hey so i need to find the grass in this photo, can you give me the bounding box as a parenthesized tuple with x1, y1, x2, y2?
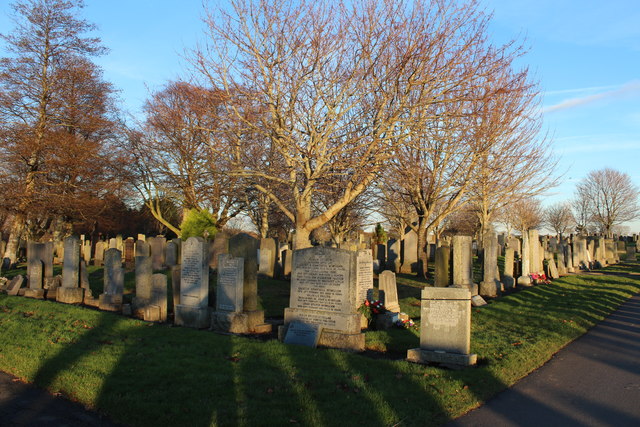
(0, 259, 639, 426)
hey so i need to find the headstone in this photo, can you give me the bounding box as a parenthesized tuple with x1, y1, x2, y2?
(356, 250, 374, 308)
(407, 287, 477, 367)
(24, 262, 45, 299)
(386, 239, 400, 273)
(83, 240, 92, 264)
(124, 237, 135, 267)
(281, 246, 365, 351)
(517, 231, 532, 287)
(134, 254, 153, 318)
(283, 321, 322, 348)
(529, 229, 543, 275)
(116, 235, 124, 253)
(215, 254, 244, 312)
(27, 242, 46, 289)
(378, 270, 400, 313)
(375, 243, 386, 273)
(7, 275, 25, 296)
(175, 237, 210, 328)
(471, 295, 487, 307)
(547, 256, 559, 279)
(258, 238, 277, 278)
(434, 245, 450, 288)
(109, 238, 117, 249)
(208, 234, 227, 270)
(149, 236, 166, 271)
(99, 248, 124, 311)
(502, 247, 515, 289)
(451, 235, 476, 295)
(282, 249, 293, 278)
(144, 274, 168, 322)
(171, 265, 181, 314)
(165, 240, 179, 267)
(135, 240, 150, 257)
(94, 241, 105, 266)
(626, 245, 636, 261)
(400, 230, 418, 274)
(57, 236, 84, 304)
(137, 234, 146, 242)
(479, 232, 501, 297)
(211, 233, 271, 334)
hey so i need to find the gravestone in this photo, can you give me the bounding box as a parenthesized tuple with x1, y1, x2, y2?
(133, 254, 153, 318)
(282, 249, 293, 278)
(502, 247, 515, 289)
(557, 244, 568, 276)
(137, 234, 146, 242)
(109, 238, 117, 249)
(136, 240, 150, 257)
(94, 241, 105, 266)
(281, 246, 365, 351)
(517, 231, 532, 287)
(451, 235, 477, 295)
(83, 240, 92, 264)
(407, 287, 477, 367)
(215, 254, 244, 313)
(116, 235, 124, 253)
(27, 241, 52, 290)
(434, 245, 450, 288)
(57, 236, 84, 304)
(529, 229, 543, 275)
(479, 232, 501, 297)
(171, 265, 181, 314)
(284, 322, 322, 348)
(378, 270, 400, 313)
(356, 250, 374, 308)
(144, 274, 168, 322)
(99, 248, 124, 311)
(400, 230, 418, 274)
(547, 256, 559, 279)
(258, 238, 277, 278)
(166, 240, 179, 267)
(626, 245, 636, 261)
(24, 262, 45, 299)
(149, 236, 166, 271)
(208, 234, 228, 270)
(6, 275, 24, 296)
(175, 237, 210, 328)
(124, 238, 135, 267)
(386, 239, 400, 273)
(211, 234, 271, 334)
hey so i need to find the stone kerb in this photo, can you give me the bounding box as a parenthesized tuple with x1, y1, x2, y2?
(175, 237, 210, 328)
(407, 287, 477, 367)
(281, 246, 365, 351)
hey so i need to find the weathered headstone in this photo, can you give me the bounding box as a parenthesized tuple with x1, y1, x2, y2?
(144, 274, 168, 322)
(149, 236, 166, 271)
(57, 236, 84, 304)
(407, 287, 477, 367)
(171, 265, 181, 314)
(99, 248, 124, 311)
(284, 322, 322, 348)
(166, 240, 179, 268)
(133, 254, 152, 318)
(175, 237, 210, 328)
(479, 232, 501, 297)
(502, 247, 515, 289)
(94, 241, 105, 266)
(215, 254, 244, 313)
(211, 233, 271, 334)
(282, 246, 365, 351)
(83, 240, 92, 264)
(434, 245, 450, 288)
(124, 237, 135, 267)
(451, 235, 477, 295)
(400, 230, 418, 274)
(282, 249, 292, 278)
(356, 249, 374, 308)
(378, 270, 400, 313)
(258, 238, 277, 278)
(7, 275, 24, 296)
(386, 238, 400, 273)
(24, 262, 45, 299)
(626, 245, 636, 261)
(135, 240, 150, 257)
(517, 231, 532, 287)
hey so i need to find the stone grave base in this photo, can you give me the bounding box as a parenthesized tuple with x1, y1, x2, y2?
(56, 287, 84, 304)
(84, 295, 99, 307)
(175, 305, 210, 329)
(24, 289, 45, 299)
(407, 348, 477, 368)
(450, 283, 478, 296)
(45, 288, 57, 300)
(374, 312, 400, 330)
(144, 305, 165, 322)
(211, 310, 272, 334)
(99, 294, 123, 312)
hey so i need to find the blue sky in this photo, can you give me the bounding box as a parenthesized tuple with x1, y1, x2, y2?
(1, 0, 639, 232)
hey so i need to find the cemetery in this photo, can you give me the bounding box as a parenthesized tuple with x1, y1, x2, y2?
(1, 230, 639, 426)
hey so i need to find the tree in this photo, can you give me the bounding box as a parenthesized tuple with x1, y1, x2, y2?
(0, 0, 118, 263)
(575, 168, 639, 236)
(544, 202, 574, 237)
(127, 81, 246, 236)
(195, 0, 511, 250)
(511, 197, 544, 233)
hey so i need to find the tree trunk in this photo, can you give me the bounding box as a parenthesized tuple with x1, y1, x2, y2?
(293, 226, 312, 250)
(416, 217, 429, 279)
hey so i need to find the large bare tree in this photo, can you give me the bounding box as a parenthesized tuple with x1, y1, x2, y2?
(194, 0, 513, 249)
(575, 168, 639, 236)
(544, 202, 574, 237)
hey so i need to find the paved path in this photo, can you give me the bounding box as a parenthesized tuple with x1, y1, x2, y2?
(447, 294, 640, 427)
(0, 371, 121, 427)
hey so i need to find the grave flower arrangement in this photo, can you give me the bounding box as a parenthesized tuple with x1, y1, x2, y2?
(530, 273, 551, 285)
(357, 299, 386, 322)
(395, 318, 416, 330)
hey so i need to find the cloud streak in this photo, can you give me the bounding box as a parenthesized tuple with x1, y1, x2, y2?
(544, 80, 640, 113)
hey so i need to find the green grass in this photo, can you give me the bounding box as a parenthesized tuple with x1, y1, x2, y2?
(0, 261, 639, 426)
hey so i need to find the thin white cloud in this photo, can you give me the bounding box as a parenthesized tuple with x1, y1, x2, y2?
(544, 80, 640, 113)
(557, 141, 640, 154)
(545, 84, 619, 96)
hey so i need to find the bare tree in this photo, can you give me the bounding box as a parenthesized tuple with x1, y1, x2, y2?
(511, 197, 544, 233)
(544, 202, 574, 237)
(194, 0, 515, 250)
(575, 168, 639, 236)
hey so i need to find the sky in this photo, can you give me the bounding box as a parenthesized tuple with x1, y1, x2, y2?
(1, 0, 639, 232)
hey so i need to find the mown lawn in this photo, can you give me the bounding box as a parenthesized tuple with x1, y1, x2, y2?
(0, 260, 638, 426)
